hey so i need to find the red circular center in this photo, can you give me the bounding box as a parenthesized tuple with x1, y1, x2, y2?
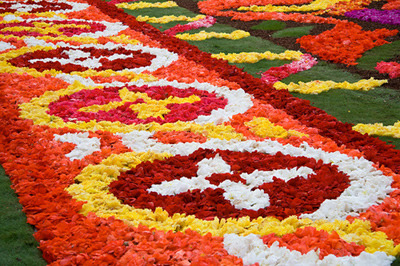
(109, 149, 350, 220)
(47, 85, 228, 124)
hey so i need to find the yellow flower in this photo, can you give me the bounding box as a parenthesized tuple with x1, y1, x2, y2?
(116, 1, 178, 10)
(176, 30, 250, 41)
(245, 117, 308, 139)
(274, 78, 387, 94)
(238, 0, 352, 12)
(211, 50, 303, 63)
(245, 117, 288, 138)
(136, 15, 205, 24)
(353, 121, 400, 138)
(0, 11, 67, 18)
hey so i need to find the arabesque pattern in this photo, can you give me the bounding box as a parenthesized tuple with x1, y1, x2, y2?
(0, 0, 400, 265)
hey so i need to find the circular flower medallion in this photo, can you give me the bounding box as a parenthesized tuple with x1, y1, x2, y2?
(67, 137, 393, 236)
(47, 84, 228, 124)
(0, 0, 89, 14)
(19, 79, 253, 131)
(109, 148, 350, 220)
(8, 43, 178, 74)
(0, 18, 128, 38)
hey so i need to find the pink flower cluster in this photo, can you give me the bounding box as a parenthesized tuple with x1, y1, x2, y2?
(164, 16, 216, 36)
(260, 54, 318, 85)
(375, 61, 400, 78)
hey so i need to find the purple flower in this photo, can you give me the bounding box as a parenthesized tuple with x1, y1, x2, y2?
(345, 9, 400, 25)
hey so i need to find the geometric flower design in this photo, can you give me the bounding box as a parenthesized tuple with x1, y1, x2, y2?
(0, 0, 89, 14)
(2, 0, 400, 264)
(110, 148, 350, 220)
(0, 19, 127, 38)
(48, 84, 227, 124)
(106, 137, 393, 222)
(20, 79, 253, 130)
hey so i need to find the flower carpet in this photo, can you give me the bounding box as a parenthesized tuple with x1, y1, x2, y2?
(0, 0, 400, 265)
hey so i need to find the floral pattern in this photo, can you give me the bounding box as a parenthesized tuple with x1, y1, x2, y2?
(1, 0, 400, 265)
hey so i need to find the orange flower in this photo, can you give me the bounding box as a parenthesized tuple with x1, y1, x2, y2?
(297, 22, 398, 66)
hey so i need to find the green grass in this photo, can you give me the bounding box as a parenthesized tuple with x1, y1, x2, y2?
(291, 86, 400, 150)
(183, 24, 400, 150)
(121, 1, 203, 31)
(378, 136, 400, 150)
(279, 62, 400, 149)
(291, 87, 400, 126)
(0, 166, 46, 266)
(357, 40, 400, 70)
(392, 257, 400, 265)
(185, 23, 244, 34)
(282, 61, 363, 83)
(149, 21, 188, 31)
(272, 26, 314, 38)
(187, 35, 287, 54)
(251, 20, 286, 31)
(230, 59, 291, 78)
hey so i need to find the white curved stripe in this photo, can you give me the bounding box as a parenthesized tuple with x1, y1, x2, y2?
(223, 234, 394, 266)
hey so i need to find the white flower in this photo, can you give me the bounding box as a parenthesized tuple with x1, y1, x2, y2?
(223, 234, 395, 266)
(54, 132, 101, 160)
(3, 14, 22, 21)
(0, 41, 16, 52)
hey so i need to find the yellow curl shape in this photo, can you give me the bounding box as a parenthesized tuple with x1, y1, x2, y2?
(116, 1, 178, 10)
(135, 15, 206, 24)
(353, 121, 400, 138)
(238, 0, 351, 12)
(176, 30, 250, 41)
(211, 50, 303, 63)
(273, 78, 388, 94)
